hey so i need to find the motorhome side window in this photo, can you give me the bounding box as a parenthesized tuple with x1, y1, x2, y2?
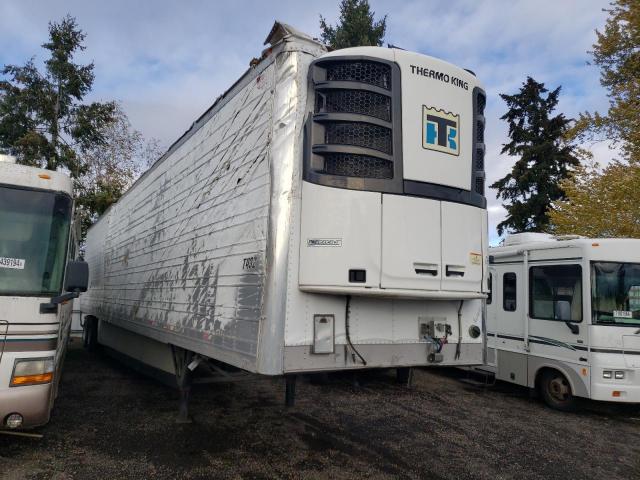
(530, 265, 582, 322)
(503, 272, 516, 311)
(487, 273, 492, 304)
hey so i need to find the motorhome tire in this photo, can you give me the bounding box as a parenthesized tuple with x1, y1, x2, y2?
(539, 370, 576, 411)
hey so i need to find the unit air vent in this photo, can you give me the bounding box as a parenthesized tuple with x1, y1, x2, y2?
(472, 88, 487, 196)
(305, 56, 402, 193)
(323, 153, 393, 179)
(317, 90, 391, 122)
(325, 61, 392, 90)
(325, 122, 392, 155)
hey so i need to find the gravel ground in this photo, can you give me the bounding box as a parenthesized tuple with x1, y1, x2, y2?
(2, 338, 640, 479)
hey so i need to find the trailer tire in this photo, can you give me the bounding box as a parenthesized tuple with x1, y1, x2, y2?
(539, 369, 576, 411)
(83, 316, 99, 352)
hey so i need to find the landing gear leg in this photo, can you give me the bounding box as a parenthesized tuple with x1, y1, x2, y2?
(285, 375, 297, 407)
(396, 367, 414, 387)
(172, 346, 194, 424)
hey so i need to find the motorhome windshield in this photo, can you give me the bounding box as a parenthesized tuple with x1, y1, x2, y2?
(0, 186, 72, 296)
(592, 262, 640, 326)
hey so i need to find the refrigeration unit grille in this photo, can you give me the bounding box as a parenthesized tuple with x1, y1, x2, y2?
(317, 89, 391, 122)
(476, 92, 486, 115)
(307, 57, 400, 187)
(325, 61, 392, 90)
(476, 120, 484, 143)
(472, 88, 487, 196)
(325, 122, 392, 155)
(475, 148, 485, 171)
(323, 153, 393, 179)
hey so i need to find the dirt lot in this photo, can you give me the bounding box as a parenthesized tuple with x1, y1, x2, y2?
(1, 339, 640, 479)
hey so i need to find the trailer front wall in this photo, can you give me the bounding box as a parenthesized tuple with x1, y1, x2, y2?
(83, 61, 276, 372)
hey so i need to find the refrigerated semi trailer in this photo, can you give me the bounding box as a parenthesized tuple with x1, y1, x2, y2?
(486, 233, 640, 410)
(81, 22, 489, 409)
(0, 155, 88, 430)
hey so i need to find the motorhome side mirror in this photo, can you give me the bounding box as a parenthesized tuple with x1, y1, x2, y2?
(556, 300, 579, 334)
(64, 260, 89, 293)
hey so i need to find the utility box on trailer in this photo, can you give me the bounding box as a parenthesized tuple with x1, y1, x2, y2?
(81, 22, 489, 384)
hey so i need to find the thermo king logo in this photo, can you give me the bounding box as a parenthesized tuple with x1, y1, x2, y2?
(422, 106, 460, 156)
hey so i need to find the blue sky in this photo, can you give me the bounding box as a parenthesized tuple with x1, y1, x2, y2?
(0, 0, 613, 244)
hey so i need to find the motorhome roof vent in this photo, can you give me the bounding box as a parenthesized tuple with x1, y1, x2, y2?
(503, 233, 554, 246)
(0, 154, 17, 164)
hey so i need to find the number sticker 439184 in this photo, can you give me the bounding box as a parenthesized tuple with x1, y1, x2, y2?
(0, 257, 26, 269)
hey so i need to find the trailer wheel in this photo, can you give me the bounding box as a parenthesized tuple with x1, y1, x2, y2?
(539, 369, 576, 411)
(83, 316, 99, 352)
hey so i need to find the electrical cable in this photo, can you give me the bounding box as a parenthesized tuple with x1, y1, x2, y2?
(455, 300, 464, 360)
(345, 295, 367, 365)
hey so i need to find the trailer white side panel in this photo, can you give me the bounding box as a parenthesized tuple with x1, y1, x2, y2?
(83, 61, 276, 372)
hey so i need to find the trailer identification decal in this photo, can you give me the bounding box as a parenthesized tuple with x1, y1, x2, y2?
(307, 239, 342, 247)
(0, 257, 25, 269)
(469, 252, 482, 265)
(422, 106, 460, 156)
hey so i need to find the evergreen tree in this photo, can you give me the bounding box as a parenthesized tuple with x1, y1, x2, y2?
(0, 15, 116, 174)
(320, 0, 387, 49)
(0, 16, 160, 238)
(491, 77, 579, 236)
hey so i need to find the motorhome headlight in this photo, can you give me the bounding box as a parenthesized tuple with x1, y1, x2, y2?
(615, 371, 625, 380)
(10, 357, 54, 387)
(603, 370, 612, 379)
(5, 413, 23, 429)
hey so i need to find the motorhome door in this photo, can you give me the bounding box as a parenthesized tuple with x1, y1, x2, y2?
(527, 263, 589, 370)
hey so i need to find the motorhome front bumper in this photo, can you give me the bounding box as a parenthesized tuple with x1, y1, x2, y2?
(0, 383, 52, 429)
(591, 367, 640, 403)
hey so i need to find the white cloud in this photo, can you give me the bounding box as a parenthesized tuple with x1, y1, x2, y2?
(0, 0, 614, 239)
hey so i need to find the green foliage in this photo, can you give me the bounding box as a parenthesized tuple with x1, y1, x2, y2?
(0, 15, 116, 172)
(320, 0, 387, 49)
(491, 77, 580, 236)
(0, 15, 160, 239)
(548, 0, 640, 238)
(569, 0, 639, 162)
(549, 161, 640, 237)
(74, 106, 162, 237)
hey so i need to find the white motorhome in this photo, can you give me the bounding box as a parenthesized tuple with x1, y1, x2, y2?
(0, 155, 88, 430)
(486, 233, 640, 410)
(81, 23, 489, 413)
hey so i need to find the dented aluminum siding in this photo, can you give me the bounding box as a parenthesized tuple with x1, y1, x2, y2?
(83, 34, 327, 374)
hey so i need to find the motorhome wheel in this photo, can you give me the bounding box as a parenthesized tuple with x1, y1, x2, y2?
(539, 370, 576, 411)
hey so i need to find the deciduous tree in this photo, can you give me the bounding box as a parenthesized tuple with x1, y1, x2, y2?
(549, 0, 639, 237)
(569, 0, 639, 162)
(549, 161, 640, 237)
